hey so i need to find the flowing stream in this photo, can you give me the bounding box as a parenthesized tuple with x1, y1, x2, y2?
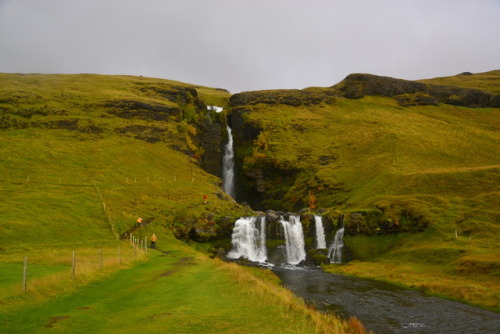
(314, 215, 326, 249)
(227, 217, 267, 262)
(227, 216, 499, 332)
(222, 125, 235, 198)
(280, 215, 306, 264)
(328, 227, 344, 264)
(273, 267, 500, 334)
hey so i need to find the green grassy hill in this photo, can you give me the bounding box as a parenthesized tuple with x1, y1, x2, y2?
(228, 70, 500, 309)
(0, 73, 250, 251)
(1, 70, 498, 314)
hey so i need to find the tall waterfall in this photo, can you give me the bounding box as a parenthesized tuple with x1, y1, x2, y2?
(222, 125, 235, 198)
(328, 227, 345, 264)
(227, 217, 267, 262)
(314, 215, 326, 249)
(280, 216, 306, 265)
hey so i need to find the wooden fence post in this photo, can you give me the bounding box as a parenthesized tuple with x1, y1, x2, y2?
(134, 244, 137, 262)
(23, 256, 28, 292)
(72, 251, 76, 279)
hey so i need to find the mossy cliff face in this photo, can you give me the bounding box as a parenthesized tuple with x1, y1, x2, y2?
(227, 71, 500, 241)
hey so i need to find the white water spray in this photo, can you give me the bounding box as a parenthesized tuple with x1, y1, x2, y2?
(222, 125, 235, 198)
(328, 227, 345, 264)
(280, 216, 306, 264)
(314, 215, 326, 249)
(227, 217, 267, 262)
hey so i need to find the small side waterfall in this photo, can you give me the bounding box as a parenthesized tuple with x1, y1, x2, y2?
(222, 125, 235, 198)
(328, 227, 345, 264)
(227, 217, 267, 262)
(314, 215, 326, 249)
(280, 216, 306, 265)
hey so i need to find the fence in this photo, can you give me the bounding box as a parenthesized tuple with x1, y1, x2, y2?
(16, 234, 149, 295)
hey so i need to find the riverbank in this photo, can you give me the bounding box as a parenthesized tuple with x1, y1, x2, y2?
(324, 260, 500, 312)
(274, 266, 500, 334)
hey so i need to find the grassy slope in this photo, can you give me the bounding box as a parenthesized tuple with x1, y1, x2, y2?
(234, 71, 500, 309)
(418, 70, 500, 94)
(1, 236, 358, 334)
(0, 73, 247, 247)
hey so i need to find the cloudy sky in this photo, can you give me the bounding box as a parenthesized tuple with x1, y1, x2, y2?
(0, 0, 499, 92)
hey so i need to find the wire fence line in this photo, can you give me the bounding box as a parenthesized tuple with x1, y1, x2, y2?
(18, 235, 150, 294)
(0, 173, 198, 187)
(0, 173, 186, 243)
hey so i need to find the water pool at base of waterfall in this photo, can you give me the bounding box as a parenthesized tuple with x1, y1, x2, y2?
(272, 266, 500, 334)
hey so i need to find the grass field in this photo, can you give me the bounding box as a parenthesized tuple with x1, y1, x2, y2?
(0, 236, 363, 334)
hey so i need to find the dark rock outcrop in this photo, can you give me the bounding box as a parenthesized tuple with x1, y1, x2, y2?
(105, 100, 181, 120)
(230, 89, 336, 107)
(334, 73, 500, 108)
(196, 114, 223, 177)
(229, 107, 261, 142)
(115, 125, 167, 143)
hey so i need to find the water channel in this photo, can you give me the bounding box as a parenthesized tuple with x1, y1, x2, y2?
(272, 266, 500, 334)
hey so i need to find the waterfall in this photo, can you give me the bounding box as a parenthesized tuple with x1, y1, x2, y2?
(280, 215, 306, 265)
(314, 215, 326, 249)
(227, 217, 267, 262)
(328, 227, 345, 264)
(222, 125, 235, 198)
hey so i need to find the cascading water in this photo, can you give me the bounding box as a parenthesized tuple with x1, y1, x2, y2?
(328, 227, 345, 264)
(314, 215, 326, 249)
(280, 216, 306, 265)
(222, 125, 235, 198)
(227, 217, 267, 262)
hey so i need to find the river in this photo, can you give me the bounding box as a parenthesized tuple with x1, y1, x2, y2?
(272, 266, 500, 334)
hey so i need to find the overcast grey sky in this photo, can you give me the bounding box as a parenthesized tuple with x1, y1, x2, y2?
(0, 0, 499, 92)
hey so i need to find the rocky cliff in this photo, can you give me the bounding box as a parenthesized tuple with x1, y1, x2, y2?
(334, 73, 500, 107)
